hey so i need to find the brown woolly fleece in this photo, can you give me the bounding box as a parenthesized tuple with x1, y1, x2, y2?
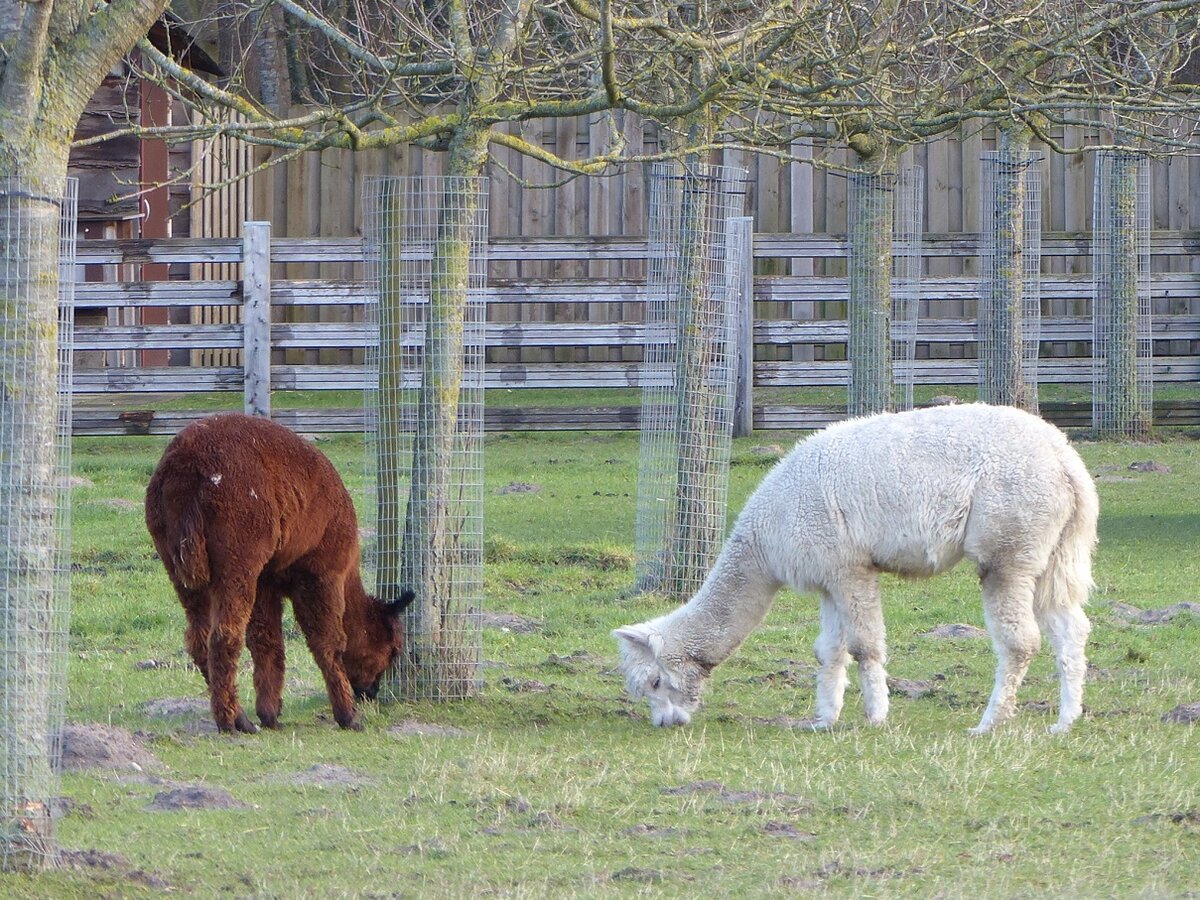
(145, 414, 412, 733)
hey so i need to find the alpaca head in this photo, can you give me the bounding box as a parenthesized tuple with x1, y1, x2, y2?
(345, 589, 415, 701)
(613, 622, 708, 727)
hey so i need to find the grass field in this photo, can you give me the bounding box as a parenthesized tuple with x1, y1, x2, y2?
(4, 424, 1199, 897)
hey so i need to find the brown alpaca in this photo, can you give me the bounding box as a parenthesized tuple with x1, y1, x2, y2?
(145, 414, 413, 733)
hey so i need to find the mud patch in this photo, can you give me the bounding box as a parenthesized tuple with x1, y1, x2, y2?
(286, 764, 374, 789)
(499, 677, 550, 693)
(1162, 702, 1200, 724)
(146, 784, 246, 812)
(497, 482, 541, 495)
(1112, 602, 1200, 625)
(1134, 810, 1200, 827)
(764, 821, 817, 840)
(1128, 460, 1171, 474)
(540, 650, 601, 671)
(888, 676, 941, 699)
(623, 823, 681, 838)
(57, 724, 162, 774)
(611, 867, 665, 883)
(661, 780, 809, 809)
(481, 611, 542, 634)
(389, 720, 470, 738)
(922, 623, 988, 640)
(58, 848, 171, 890)
(142, 696, 217, 734)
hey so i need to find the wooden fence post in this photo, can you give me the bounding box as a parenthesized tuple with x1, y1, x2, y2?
(730, 217, 755, 437)
(243, 221, 272, 417)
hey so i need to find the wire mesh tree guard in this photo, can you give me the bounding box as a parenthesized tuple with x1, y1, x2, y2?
(0, 177, 75, 872)
(847, 167, 923, 417)
(635, 162, 749, 599)
(1092, 151, 1152, 439)
(362, 175, 485, 701)
(979, 150, 1043, 412)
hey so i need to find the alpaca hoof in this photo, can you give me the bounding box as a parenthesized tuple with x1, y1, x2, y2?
(968, 723, 993, 735)
(258, 715, 280, 730)
(234, 712, 259, 734)
(1048, 721, 1072, 735)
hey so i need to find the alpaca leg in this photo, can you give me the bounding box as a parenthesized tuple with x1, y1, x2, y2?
(247, 582, 286, 729)
(836, 573, 889, 725)
(1037, 604, 1091, 734)
(812, 592, 851, 728)
(177, 589, 212, 685)
(207, 580, 259, 734)
(291, 579, 359, 730)
(972, 569, 1040, 734)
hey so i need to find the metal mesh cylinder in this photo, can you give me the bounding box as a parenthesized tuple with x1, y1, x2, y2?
(848, 168, 922, 416)
(635, 162, 749, 598)
(0, 177, 75, 872)
(362, 175, 485, 701)
(979, 150, 1043, 412)
(1092, 151, 1152, 438)
(892, 167, 923, 413)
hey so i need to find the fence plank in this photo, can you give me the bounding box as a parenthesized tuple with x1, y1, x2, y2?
(242, 222, 272, 416)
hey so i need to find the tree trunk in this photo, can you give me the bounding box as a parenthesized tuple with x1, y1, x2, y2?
(847, 163, 895, 416)
(663, 168, 728, 597)
(0, 167, 68, 872)
(980, 128, 1037, 411)
(387, 126, 488, 699)
(1098, 152, 1151, 438)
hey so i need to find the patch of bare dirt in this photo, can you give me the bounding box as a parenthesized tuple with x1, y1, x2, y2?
(1112, 602, 1200, 625)
(764, 821, 817, 840)
(146, 784, 246, 811)
(540, 650, 601, 671)
(623, 823, 681, 838)
(500, 676, 550, 693)
(58, 848, 172, 890)
(660, 780, 809, 809)
(285, 764, 374, 789)
(1162, 702, 1200, 724)
(142, 696, 217, 735)
(497, 482, 541, 494)
(888, 676, 942, 699)
(57, 724, 162, 774)
(611, 867, 665, 883)
(1128, 460, 1172, 474)
(1134, 810, 1200, 827)
(389, 720, 469, 738)
(921, 623, 988, 640)
(481, 611, 542, 633)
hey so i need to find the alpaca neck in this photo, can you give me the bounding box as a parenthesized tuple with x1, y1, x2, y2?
(669, 535, 780, 667)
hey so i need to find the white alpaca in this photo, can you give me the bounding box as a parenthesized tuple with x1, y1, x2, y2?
(615, 403, 1098, 734)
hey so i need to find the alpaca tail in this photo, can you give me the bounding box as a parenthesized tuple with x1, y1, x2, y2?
(1034, 450, 1098, 616)
(171, 495, 211, 590)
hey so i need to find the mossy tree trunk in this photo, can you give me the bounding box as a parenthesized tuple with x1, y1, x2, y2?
(980, 127, 1037, 411)
(847, 149, 897, 417)
(1098, 152, 1151, 438)
(662, 164, 726, 598)
(387, 126, 489, 699)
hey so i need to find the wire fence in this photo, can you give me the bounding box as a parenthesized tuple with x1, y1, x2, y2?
(1093, 151, 1152, 438)
(979, 150, 1043, 412)
(635, 162, 749, 598)
(0, 177, 75, 872)
(848, 168, 922, 416)
(893, 167, 923, 413)
(362, 175, 485, 700)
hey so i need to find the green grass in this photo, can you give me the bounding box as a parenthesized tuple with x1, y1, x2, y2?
(6, 428, 1199, 897)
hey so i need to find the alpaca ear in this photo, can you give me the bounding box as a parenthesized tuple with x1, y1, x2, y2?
(613, 624, 664, 660)
(387, 589, 416, 617)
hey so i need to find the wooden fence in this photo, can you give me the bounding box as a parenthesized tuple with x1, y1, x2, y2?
(70, 226, 1200, 435)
